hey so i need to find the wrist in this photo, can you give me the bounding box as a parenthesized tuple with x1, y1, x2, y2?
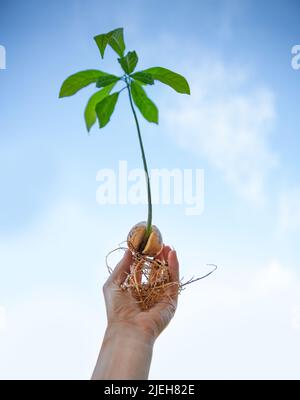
(93, 322, 154, 380)
(105, 322, 156, 348)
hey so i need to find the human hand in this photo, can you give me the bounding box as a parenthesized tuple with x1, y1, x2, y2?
(103, 245, 180, 343)
(92, 245, 179, 380)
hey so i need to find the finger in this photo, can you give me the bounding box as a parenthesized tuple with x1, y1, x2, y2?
(163, 245, 172, 263)
(168, 250, 179, 283)
(155, 246, 165, 262)
(152, 249, 179, 311)
(155, 245, 171, 263)
(107, 249, 132, 285)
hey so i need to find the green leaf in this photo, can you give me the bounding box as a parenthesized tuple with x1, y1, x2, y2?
(96, 74, 120, 88)
(107, 28, 125, 57)
(130, 81, 158, 124)
(96, 92, 119, 128)
(84, 83, 116, 132)
(59, 70, 109, 98)
(142, 67, 190, 94)
(118, 51, 138, 74)
(94, 33, 109, 58)
(131, 71, 154, 85)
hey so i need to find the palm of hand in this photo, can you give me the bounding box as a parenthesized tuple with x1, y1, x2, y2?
(103, 246, 179, 340)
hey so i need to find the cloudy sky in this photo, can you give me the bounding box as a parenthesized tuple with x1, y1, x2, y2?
(0, 0, 300, 379)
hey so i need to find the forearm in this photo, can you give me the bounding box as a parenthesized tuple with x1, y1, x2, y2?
(92, 324, 155, 380)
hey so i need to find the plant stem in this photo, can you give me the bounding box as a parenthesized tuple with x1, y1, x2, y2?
(126, 79, 152, 238)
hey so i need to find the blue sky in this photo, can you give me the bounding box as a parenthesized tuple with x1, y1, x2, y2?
(0, 0, 300, 379)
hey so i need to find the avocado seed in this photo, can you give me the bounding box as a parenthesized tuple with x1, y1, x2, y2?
(127, 222, 163, 257)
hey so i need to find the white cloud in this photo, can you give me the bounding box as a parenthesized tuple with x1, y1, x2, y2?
(2, 260, 299, 380)
(0, 199, 299, 379)
(0, 198, 128, 296)
(279, 186, 300, 232)
(0, 292, 104, 380)
(0, 200, 112, 379)
(151, 260, 300, 380)
(253, 261, 294, 294)
(164, 60, 277, 205)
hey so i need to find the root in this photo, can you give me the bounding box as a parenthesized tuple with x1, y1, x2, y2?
(106, 245, 217, 311)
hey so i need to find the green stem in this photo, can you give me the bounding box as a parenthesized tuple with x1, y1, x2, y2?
(126, 80, 152, 238)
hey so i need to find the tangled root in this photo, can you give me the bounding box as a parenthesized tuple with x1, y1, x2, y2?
(106, 244, 217, 311)
(122, 249, 178, 310)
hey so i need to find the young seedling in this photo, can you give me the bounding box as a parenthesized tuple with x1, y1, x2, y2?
(59, 27, 191, 309)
